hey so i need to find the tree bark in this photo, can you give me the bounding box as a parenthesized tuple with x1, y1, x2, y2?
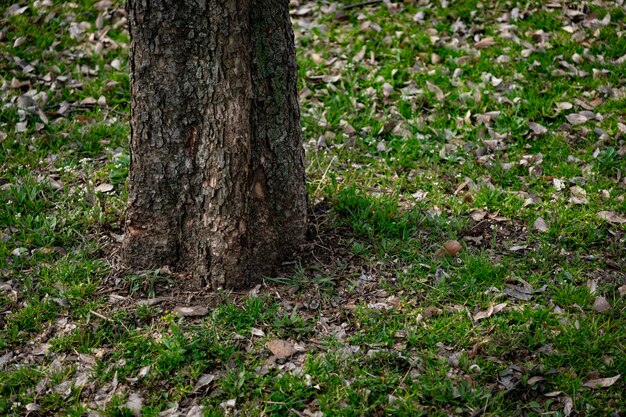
(123, 0, 306, 289)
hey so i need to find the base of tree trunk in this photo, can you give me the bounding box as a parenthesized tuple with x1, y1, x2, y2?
(122, 0, 306, 289)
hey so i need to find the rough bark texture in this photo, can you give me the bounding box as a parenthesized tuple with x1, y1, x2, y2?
(123, 0, 306, 289)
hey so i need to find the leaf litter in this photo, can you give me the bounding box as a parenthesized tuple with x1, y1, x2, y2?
(1, 0, 625, 416)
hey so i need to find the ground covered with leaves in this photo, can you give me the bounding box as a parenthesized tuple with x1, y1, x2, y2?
(1, 0, 625, 416)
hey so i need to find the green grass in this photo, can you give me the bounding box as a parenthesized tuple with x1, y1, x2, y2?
(1, 0, 625, 416)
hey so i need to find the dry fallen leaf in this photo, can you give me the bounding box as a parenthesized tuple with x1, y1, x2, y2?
(220, 398, 236, 409)
(186, 406, 205, 417)
(587, 279, 597, 295)
(173, 306, 209, 317)
(381, 83, 393, 99)
(13, 36, 27, 48)
(474, 36, 495, 49)
(469, 209, 487, 221)
(505, 283, 533, 301)
(593, 296, 611, 313)
(474, 303, 507, 321)
(94, 183, 114, 193)
(267, 339, 295, 359)
(597, 211, 626, 224)
(16, 121, 28, 133)
(528, 121, 548, 135)
(553, 178, 565, 191)
(125, 392, 143, 417)
(556, 102, 573, 111)
(563, 395, 573, 415)
(443, 240, 461, 256)
(582, 374, 620, 389)
(110, 232, 124, 243)
(81, 97, 97, 105)
(192, 374, 216, 392)
(25, 403, 41, 412)
(426, 81, 445, 101)
(566, 113, 588, 125)
(533, 217, 549, 233)
(94, 0, 114, 10)
(137, 365, 150, 379)
(569, 186, 588, 205)
(251, 327, 265, 337)
(412, 190, 428, 200)
(527, 376, 545, 385)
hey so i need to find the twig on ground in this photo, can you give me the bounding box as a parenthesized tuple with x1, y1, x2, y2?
(390, 365, 412, 398)
(313, 155, 337, 197)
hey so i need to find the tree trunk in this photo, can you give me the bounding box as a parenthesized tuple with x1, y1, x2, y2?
(123, 0, 306, 289)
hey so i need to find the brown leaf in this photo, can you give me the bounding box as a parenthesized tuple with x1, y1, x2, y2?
(474, 303, 507, 321)
(81, 97, 97, 105)
(593, 296, 611, 313)
(552, 178, 565, 191)
(110, 58, 121, 70)
(469, 209, 487, 221)
(251, 327, 265, 337)
(597, 211, 626, 224)
(556, 102, 573, 111)
(505, 283, 533, 301)
(192, 374, 216, 393)
(4, 4, 29, 17)
(527, 376, 545, 385)
(94, 0, 113, 10)
(13, 36, 26, 48)
(94, 183, 114, 193)
(566, 113, 588, 125)
(110, 232, 124, 243)
(187, 406, 205, 417)
(426, 81, 445, 101)
(353, 46, 366, 62)
(125, 392, 143, 417)
(587, 279, 597, 295)
(569, 186, 587, 205)
(267, 339, 295, 359)
(533, 217, 549, 233)
(310, 53, 325, 65)
(381, 83, 393, 99)
(528, 121, 548, 135)
(343, 123, 356, 136)
(443, 240, 461, 256)
(563, 395, 573, 415)
(582, 374, 620, 389)
(411, 190, 428, 200)
(16, 122, 28, 133)
(474, 37, 495, 49)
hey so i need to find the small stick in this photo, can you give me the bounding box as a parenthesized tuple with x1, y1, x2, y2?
(313, 155, 337, 197)
(390, 365, 412, 397)
(89, 309, 113, 321)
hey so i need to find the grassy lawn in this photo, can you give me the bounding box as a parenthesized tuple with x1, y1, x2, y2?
(1, 0, 625, 415)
